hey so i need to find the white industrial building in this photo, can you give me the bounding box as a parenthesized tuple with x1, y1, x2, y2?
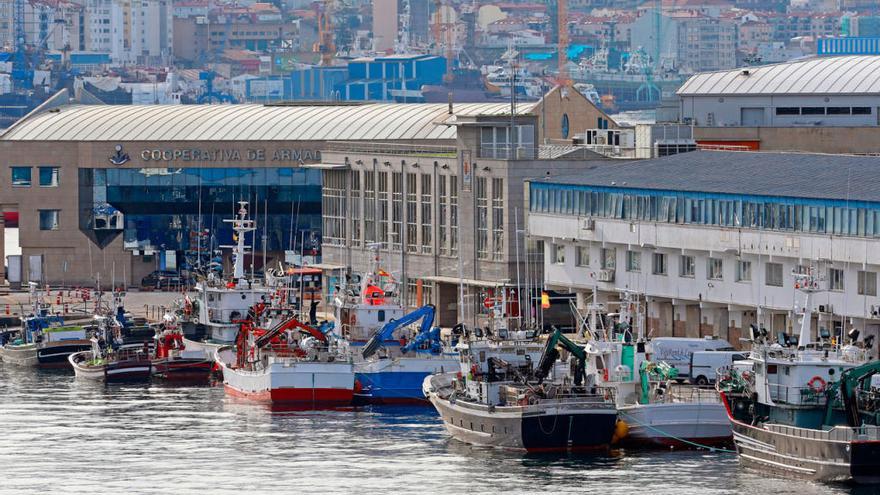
(678, 56, 880, 127)
(526, 150, 880, 353)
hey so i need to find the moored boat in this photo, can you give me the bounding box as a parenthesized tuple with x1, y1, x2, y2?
(69, 344, 154, 383)
(151, 314, 214, 383)
(717, 266, 880, 483)
(215, 310, 355, 408)
(424, 328, 619, 452)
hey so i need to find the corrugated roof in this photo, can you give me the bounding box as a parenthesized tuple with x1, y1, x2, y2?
(536, 150, 880, 204)
(677, 56, 880, 96)
(0, 102, 537, 142)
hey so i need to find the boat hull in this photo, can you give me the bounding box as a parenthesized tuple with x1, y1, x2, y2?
(69, 351, 153, 383)
(425, 375, 617, 452)
(0, 344, 38, 367)
(354, 355, 458, 405)
(216, 347, 355, 408)
(36, 341, 93, 369)
(152, 357, 214, 383)
(722, 393, 880, 483)
(618, 402, 732, 448)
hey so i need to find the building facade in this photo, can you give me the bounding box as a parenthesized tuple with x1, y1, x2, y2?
(1, 91, 541, 288)
(318, 86, 619, 326)
(527, 150, 880, 353)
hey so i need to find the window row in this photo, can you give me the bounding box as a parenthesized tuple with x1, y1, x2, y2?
(530, 185, 880, 238)
(11, 166, 60, 187)
(550, 244, 878, 296)
(775, 106, 871, 116)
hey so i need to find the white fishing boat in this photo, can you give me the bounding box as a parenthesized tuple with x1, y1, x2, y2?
(583, 291, 732, 448)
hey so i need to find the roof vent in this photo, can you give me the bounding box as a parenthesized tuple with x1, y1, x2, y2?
(741, 69, 751, 76)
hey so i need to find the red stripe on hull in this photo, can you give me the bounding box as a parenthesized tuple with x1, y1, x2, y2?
(224, 384, 354, 408)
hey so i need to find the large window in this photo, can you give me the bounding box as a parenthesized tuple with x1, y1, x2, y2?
(491, 178, 504, 261)
(420, 174, 432, 254)
(601, 248, 616, 269)
(626, 250, 641, 272)
(828, 268, 845, 291)
(576, 246, 590, 267)
(450, 176, 458, 256)
(680, 255, 695, 278)
(350, 170, 361, 248)
(766, 263, 783, 287)
(707, 257, 723, 280)
(321, 170, 346, 246)
(378, 171, 389, 246)
(405, 172, 418, 254)
(391, 172, 402, 250)
(12, 166, 31, 187)
(653, 252, 667, 275)
(858, 271, 877, 296)
(438, 175, 448, 256)
(550, 243, 565, 264)
(736, 260, 752, 282)
(364, 170, 376, 244)
(476, 177, 488, 259)
(39, 209, 60, 230)
(39, 166, 60, 187)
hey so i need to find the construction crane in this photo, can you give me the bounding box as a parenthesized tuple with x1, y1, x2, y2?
(432, 0, 455, 83)
(556, 0, 570, 86)
(314, 0, 336, 66)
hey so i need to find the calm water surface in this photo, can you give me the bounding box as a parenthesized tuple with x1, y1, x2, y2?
(0, 364, 874, 495)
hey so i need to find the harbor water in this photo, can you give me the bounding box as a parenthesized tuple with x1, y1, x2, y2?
(0, 365, 872, 495)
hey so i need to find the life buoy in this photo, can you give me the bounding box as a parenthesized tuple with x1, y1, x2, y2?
(602, 368, 609, 381)
(807, 375, 826, 393)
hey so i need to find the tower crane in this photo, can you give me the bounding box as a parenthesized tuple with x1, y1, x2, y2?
(556, 0, 570, 87)
(314, 0, 336, 66)
(432, 0, 454, 83)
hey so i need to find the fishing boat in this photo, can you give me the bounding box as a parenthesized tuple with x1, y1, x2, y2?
(423, 328, 619, 452)
(0, 283, 91, 369)
(151, 313, 214, 382)
(215, 308, 355, 408)
(717, 266, 880, 483)
(333, 248, 458, 404)
(583, 292, 732, 448)
(68, 308, 154, 383)
(182, 202, 276, 351)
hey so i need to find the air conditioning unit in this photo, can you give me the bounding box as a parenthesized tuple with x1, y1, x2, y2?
(580, 217, 595, 231)
(596, 269, 615, 282)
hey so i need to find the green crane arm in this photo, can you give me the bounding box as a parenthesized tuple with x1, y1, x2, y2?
(535, 327, 588, 383)
(839, 360, 880, 427)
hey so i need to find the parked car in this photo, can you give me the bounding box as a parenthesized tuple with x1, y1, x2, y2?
(689, 350, 748, 386)
(141, 270, 192, 290)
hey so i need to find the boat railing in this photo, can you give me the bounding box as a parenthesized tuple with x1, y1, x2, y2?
(667, 384, 721, 404)
(767, 382, 829, 406)
(766, 423, 880, 442)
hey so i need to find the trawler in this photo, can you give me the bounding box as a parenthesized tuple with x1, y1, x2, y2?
(717, 266, 880, 483)
(333, 245, 458, 404)
(423, 326, 619, 452)
(183, 202, 276, 350)
(583, 292, 732, 448)
(215, 307, 355, 408)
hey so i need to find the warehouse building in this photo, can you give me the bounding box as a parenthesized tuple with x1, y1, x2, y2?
(0, 86, 612, 288)
(527, 150, 880, 352)
(678, 56, 880, 153)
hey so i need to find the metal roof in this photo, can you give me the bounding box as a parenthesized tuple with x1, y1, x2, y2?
(535, 150, 880, 204)
(0, 101, 537, 142)
(677, 56, 880, 96)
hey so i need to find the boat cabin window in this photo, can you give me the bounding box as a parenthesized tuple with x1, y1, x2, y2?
(767, 364, 778, 374)
(516, 349, 525, 355)
(783, 366, 789, 376)
(479, 351, 486, 362)
(378, 310, 385, 322)
(208, 294, 215, 302)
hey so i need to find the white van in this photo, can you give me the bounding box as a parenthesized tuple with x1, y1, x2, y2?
(689, 350, 748, 385)
(650, 337, 735, 379)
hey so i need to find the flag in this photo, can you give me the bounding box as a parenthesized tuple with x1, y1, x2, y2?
(377, 269, 391, 277)
(541, 291, 551, 309)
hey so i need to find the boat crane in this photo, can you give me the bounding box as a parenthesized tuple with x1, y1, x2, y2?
(361, 304, 438, 359)
(535, 326, 588, 386)
(823, 354, 880, 428)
